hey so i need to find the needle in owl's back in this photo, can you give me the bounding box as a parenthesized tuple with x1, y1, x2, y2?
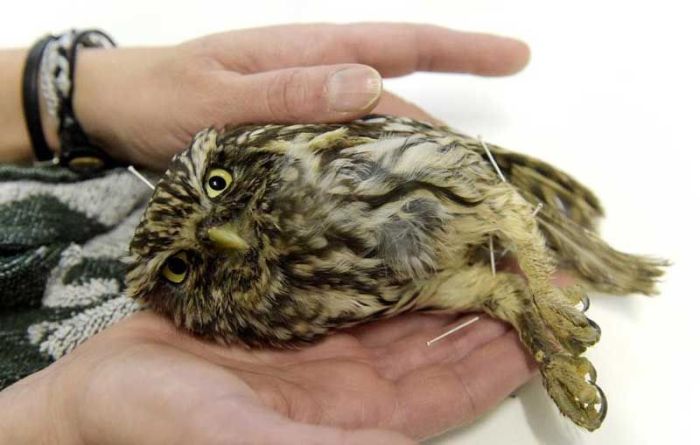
(127, 165, 155, 190)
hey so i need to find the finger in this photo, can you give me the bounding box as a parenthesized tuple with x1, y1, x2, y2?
(220, 64, 382, 123)
(372, 91, 444, 125)
(389, 331, 538, 439)
(209, 23, 530, 77)
(371, 316, 512, 381)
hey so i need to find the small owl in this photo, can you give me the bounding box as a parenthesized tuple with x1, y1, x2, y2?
(126, 115, 665, 431)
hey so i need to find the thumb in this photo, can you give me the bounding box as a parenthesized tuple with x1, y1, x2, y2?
(227, 64, 382, 123)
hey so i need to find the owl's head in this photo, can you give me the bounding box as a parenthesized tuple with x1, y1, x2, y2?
(126, 128, 287, 343)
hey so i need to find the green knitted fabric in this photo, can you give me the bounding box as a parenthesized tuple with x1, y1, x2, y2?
(0, 164, 151, 389)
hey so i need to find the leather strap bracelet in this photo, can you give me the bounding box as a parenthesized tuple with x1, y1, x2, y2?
(56, 29, 118, 173)
(24, 29, 118, 173)
(22, 34, 57, 163)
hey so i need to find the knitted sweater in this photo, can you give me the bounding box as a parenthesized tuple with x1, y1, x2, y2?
(0, 164, 151, 389)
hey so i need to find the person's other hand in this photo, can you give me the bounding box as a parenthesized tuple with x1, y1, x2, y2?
(72, 23, 529, 168)
(1, 310, 535, 444)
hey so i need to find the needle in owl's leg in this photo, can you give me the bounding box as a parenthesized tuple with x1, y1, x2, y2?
(479, 135, 507, 276)
(426, 315, 481, 346)
(489, 234, 497, 276)
(127, 165, 155, 190)
(531, 202, 543, 217)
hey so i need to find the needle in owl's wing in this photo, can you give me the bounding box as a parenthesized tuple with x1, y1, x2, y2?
(127, 165, 155, 190)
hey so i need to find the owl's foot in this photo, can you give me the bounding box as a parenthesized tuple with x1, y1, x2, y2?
(469, 188, 607, 429)
(515, 301, 606, 430)
(482, 281, 604, 429)
(426, 264, 606, 430)
(522, 289, 605, 429)
(541, 354, 607, 431)
(538, 288, 600, 356)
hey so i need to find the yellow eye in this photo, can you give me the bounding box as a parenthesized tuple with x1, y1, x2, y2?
(205, 168, 233, 198)
(162, 252, 188, 284)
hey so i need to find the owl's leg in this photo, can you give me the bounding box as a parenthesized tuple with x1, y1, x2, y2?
(473, 184, 601, 354)
(420, 265, 606, 431)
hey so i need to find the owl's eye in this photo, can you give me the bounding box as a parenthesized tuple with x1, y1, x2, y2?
(162, 252, 188, 284)
(205, 168, 233, 198)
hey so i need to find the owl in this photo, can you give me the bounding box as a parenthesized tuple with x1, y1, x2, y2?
(126, 115, 665, 431)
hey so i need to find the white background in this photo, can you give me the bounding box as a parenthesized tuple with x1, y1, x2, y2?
(2, 1, 698, 443)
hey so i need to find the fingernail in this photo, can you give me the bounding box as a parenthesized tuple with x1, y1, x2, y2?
(327, 66, 382, 112)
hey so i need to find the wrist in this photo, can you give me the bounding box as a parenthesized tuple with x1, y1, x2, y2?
(0, 49, 34, 163)
(71, 47, 123, 162)
(73, 47, 168, 164)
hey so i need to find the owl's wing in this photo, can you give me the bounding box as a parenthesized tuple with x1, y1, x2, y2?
(486, 147, 604, 228)
(310, 128, 490, 281)
(469, 140, 666, 295)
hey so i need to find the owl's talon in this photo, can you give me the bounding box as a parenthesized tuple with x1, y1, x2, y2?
(590, 382, 608, 421)
(578, 294, 590, 312)
(539, 290, 600, 356)
(586, 317, 601, 336)
(560, 320, 601, 356)
(541, 354, 606, 431)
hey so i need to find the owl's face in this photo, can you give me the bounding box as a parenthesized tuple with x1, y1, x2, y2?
(126, 129, 286, 342)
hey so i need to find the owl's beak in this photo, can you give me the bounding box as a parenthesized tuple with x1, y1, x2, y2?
(207, 224, 249, 251)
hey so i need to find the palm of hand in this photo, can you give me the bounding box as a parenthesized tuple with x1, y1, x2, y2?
(51, 311, 534, 444)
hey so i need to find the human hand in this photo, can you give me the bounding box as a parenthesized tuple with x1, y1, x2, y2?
(71, 23, 529, 169)
(0, 310, 536, 444)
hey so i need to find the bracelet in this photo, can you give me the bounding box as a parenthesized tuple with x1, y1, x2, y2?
(26, 29, 118, 173)
(22, 34, 57, 163)
(56, 30, 118, 172)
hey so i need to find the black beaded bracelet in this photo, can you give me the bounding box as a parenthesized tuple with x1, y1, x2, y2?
(22, 34, 57, 163)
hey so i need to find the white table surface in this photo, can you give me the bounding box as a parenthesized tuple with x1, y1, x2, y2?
(3, 1, 697, 443)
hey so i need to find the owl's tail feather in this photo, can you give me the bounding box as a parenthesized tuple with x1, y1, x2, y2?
(536, 209, 668, 295)
(488, 148, 604, 231)
(484, 146, 667, 295)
